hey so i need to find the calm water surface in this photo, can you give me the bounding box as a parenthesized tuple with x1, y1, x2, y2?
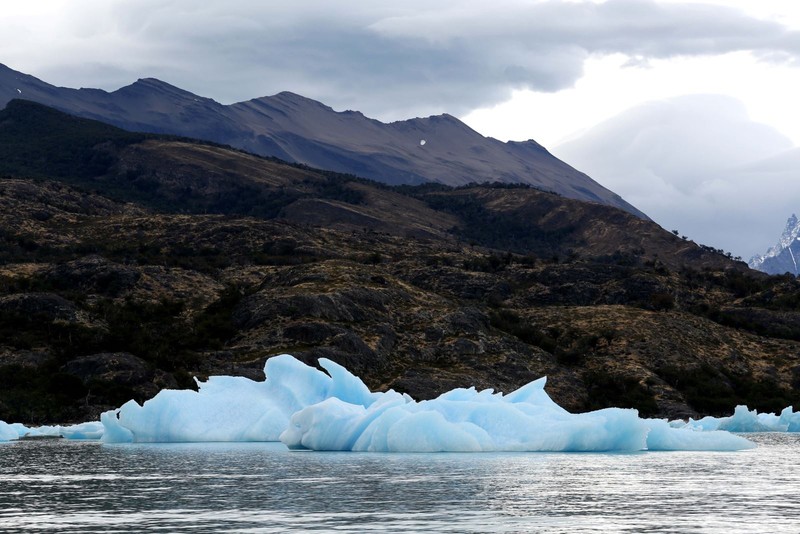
(1, 434, 799, 533)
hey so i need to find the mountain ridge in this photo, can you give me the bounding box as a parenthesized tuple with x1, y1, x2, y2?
(0, 63, 646, 217)
(0, 99, 727, 270)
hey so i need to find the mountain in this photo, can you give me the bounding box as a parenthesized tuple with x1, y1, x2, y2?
(749, 214, 800, 275)
(3, 100, 800, 427)
(0, 63, 645, 218)
(0, 100, 734, 269)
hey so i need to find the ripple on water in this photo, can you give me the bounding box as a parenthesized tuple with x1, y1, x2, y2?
(0, 436, 799, 533)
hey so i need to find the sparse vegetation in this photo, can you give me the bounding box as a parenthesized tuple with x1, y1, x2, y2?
(489, 309, 557, 353)
(584, 369, 659, 417)
(2, 100, 800, 424)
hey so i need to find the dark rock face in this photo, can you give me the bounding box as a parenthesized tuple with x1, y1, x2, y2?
(45, 257, 141, 297)
(235, 290, 391, 327)
(282, 322, 346, 345)
(0, 293, 84, 323)
(59, 352, 166, 419)
(64, 352, 153, 387)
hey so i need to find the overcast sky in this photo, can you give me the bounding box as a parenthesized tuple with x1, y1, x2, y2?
(3, 0, 800, 259)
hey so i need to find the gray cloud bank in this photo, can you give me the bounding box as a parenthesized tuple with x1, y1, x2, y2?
(554, 94, 799, 260)
(4, 0, 800, 121)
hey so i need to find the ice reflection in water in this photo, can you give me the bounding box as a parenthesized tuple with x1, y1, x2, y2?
(1, 434, 799, 533)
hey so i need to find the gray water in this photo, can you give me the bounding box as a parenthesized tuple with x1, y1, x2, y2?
(1, 434, 799, 533)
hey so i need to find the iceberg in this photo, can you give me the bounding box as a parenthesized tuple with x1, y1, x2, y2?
(280, 379, 753, 453)
(3, 355, 770, 451)
(0, 420, 17, 441)
(56, 421, 105, 440)
(678, 405, 800, 433)
(280, 390, 655, 452)
(643, 419, 759, 451)
(0, 420, 104, 441)
(98, 354, 753, 452)
(102, 354, 383, 443)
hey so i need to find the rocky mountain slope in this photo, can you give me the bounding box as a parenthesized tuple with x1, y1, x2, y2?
(1, 101, 799, 426)
(0, 63, 644, 217)
(749, 214, 800, 275)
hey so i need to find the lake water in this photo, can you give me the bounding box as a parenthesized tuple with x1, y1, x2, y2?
(1, 434, 799, 533)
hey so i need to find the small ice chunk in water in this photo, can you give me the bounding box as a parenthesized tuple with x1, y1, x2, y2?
(678, 405, 800, 433)
(643, 419, 755, 451)
(0, 420, 18, 441)
(58, 421, 105, 440)
(0, 420, 104, 441)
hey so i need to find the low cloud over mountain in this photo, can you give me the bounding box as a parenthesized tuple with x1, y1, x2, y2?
(5, 1, 800, 121)
(555, 94, 798, 259)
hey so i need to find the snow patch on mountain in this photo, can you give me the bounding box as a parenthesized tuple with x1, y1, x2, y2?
(749, 214, 800, 275)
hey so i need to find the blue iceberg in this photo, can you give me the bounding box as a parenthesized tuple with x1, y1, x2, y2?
(0, 421, 104, 441)
(0, 420, 17, 441)
(96, 354, 754, 452)
(101, 354, 383, 443)
(279, 374, 752, 452)
(676, 405, 800, 433)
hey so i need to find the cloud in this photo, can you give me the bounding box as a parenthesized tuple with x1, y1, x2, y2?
(3, 0, 800, 120)
(554, 94, 798, 259)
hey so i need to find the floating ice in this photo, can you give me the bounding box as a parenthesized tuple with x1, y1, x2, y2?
(678, 405, 800, 433)
(643, 419, 758, 451)
(0, 421, 104, 441)
(4, 355, 768, 451)
(58, 421, 105, 440)
(0, 420, 17, 441)
(102, 354, 383, 443)
(95, 354, 752, 451)
(280, 376, 754, 452)
(281, 389, 649, 452)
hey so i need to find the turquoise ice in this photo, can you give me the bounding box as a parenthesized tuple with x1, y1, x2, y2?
(97, 354, 754, 452)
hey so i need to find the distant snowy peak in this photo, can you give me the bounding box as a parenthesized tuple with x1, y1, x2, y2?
(749, 214, 800, 275)
(779, 213, 800, 249)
